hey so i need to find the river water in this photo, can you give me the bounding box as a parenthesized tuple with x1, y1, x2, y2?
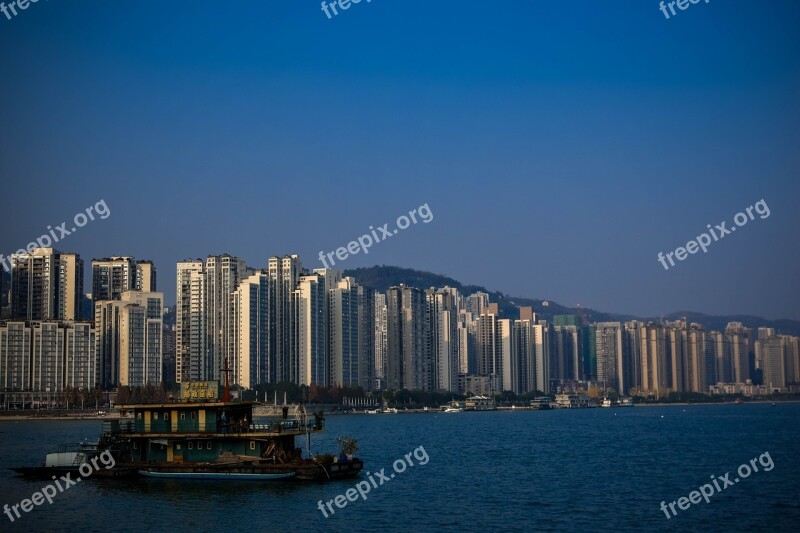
(1, 403, 798, 532)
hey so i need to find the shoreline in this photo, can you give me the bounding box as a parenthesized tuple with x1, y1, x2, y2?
(1, 400, 797, 421)
(0, 415, 131, 421)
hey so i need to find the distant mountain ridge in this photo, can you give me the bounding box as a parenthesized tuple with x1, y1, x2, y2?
(343, 265, 800, 336)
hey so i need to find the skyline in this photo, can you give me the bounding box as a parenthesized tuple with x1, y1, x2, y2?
(2, 0, 799, 321)
(4, 245, 800, 324)
(5, 247, 798, 397)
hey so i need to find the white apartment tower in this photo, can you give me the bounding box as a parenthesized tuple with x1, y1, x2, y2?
(176, 260, 205, 383)
(11, 248, 84, 321)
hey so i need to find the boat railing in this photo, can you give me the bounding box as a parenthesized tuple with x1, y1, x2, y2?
(102, 420, 136, 435)
(53, 442, 100, 454)
(101, 406, 319, 435)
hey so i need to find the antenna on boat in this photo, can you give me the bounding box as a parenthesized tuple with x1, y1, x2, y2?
(221, 357, 232, 403)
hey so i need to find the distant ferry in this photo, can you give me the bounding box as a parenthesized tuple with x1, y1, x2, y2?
(553, 393, 592, 409)
(465, 396, 496, 411)
(530, 397, 552, 410)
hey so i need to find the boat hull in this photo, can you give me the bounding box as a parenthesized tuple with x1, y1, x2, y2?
(138, 469, 295, 480)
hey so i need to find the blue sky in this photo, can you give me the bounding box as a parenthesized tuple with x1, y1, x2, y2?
(1, 0, 798, 319)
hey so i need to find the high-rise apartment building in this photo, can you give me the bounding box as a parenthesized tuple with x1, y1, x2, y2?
(466, 292, 489, 319)
(268, 255, 304, 384)
(581, 323, 598, 381)
(512, 316, 537, 394)
(64, 322, 97, 390)
(687, 323, 710, 393)
(374, 292, 387, 388)
(205, 255, 250, 381)
(474, 307, 511, 394)
(95, 291, 163, 387)
(92, 257, 157, 303)
(122, 291, 164, 387)
(427, 287, 460, 392)
(330, 277, 361, 388)
(0, 322, 32, 391)
(782, 335, 800, 385)
(640, 322, 668, 397)
(135, 261, 157, 292)
(92, 257, 135, 302)
(623, 321, 642, 393)
(296, 270, 334, 387)
(11, 248, 83, 321)
(386, 286, 430, 391)
(596, 322, 625, 394)
(709, 331, 731, 383)
(161, 326, 176, 388)
(356, 283, 375, 391)
(0, 321, 97, 393)
(233, 272, 270, 389)
(758, 336, 786, 390)
(549, 323, 580, 385)
(176, 260, 205, 383)
(32, 322, 64, 393)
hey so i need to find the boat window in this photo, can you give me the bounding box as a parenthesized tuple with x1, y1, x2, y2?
(153, 412, 158, 420)
(250, 441, 256, 450)
(180, 413, 186, 420)
(133, 442, 138, 449)
(176, 444, 181, 450)
(188, 442, 193, 449)
(164, 413, 169, 420)
(207, 442, 212, 450)
(137, 413, 142, 420)
(191, 412, 196, 420)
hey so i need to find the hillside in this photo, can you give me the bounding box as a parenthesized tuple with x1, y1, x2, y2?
(343, 265, 800, 335)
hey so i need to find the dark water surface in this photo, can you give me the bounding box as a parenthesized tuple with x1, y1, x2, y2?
(1, 403, 798, 532)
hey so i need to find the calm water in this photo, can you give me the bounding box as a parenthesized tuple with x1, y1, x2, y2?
(1, 404, 798, 532)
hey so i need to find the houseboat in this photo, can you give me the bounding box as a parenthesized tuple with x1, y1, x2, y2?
(13, 379, 363, 482)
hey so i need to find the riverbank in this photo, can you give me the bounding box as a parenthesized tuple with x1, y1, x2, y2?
(0, 414, 131, 421)
(2, 399, 798, 420)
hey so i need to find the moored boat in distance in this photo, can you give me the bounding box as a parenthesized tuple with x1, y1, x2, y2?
(553, 393, 592, 409)
(530, 397, 552, 410)
(465, 396, 496, 411)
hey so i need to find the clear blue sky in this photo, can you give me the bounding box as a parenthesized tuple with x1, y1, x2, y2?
(1, 0, 798, 319)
